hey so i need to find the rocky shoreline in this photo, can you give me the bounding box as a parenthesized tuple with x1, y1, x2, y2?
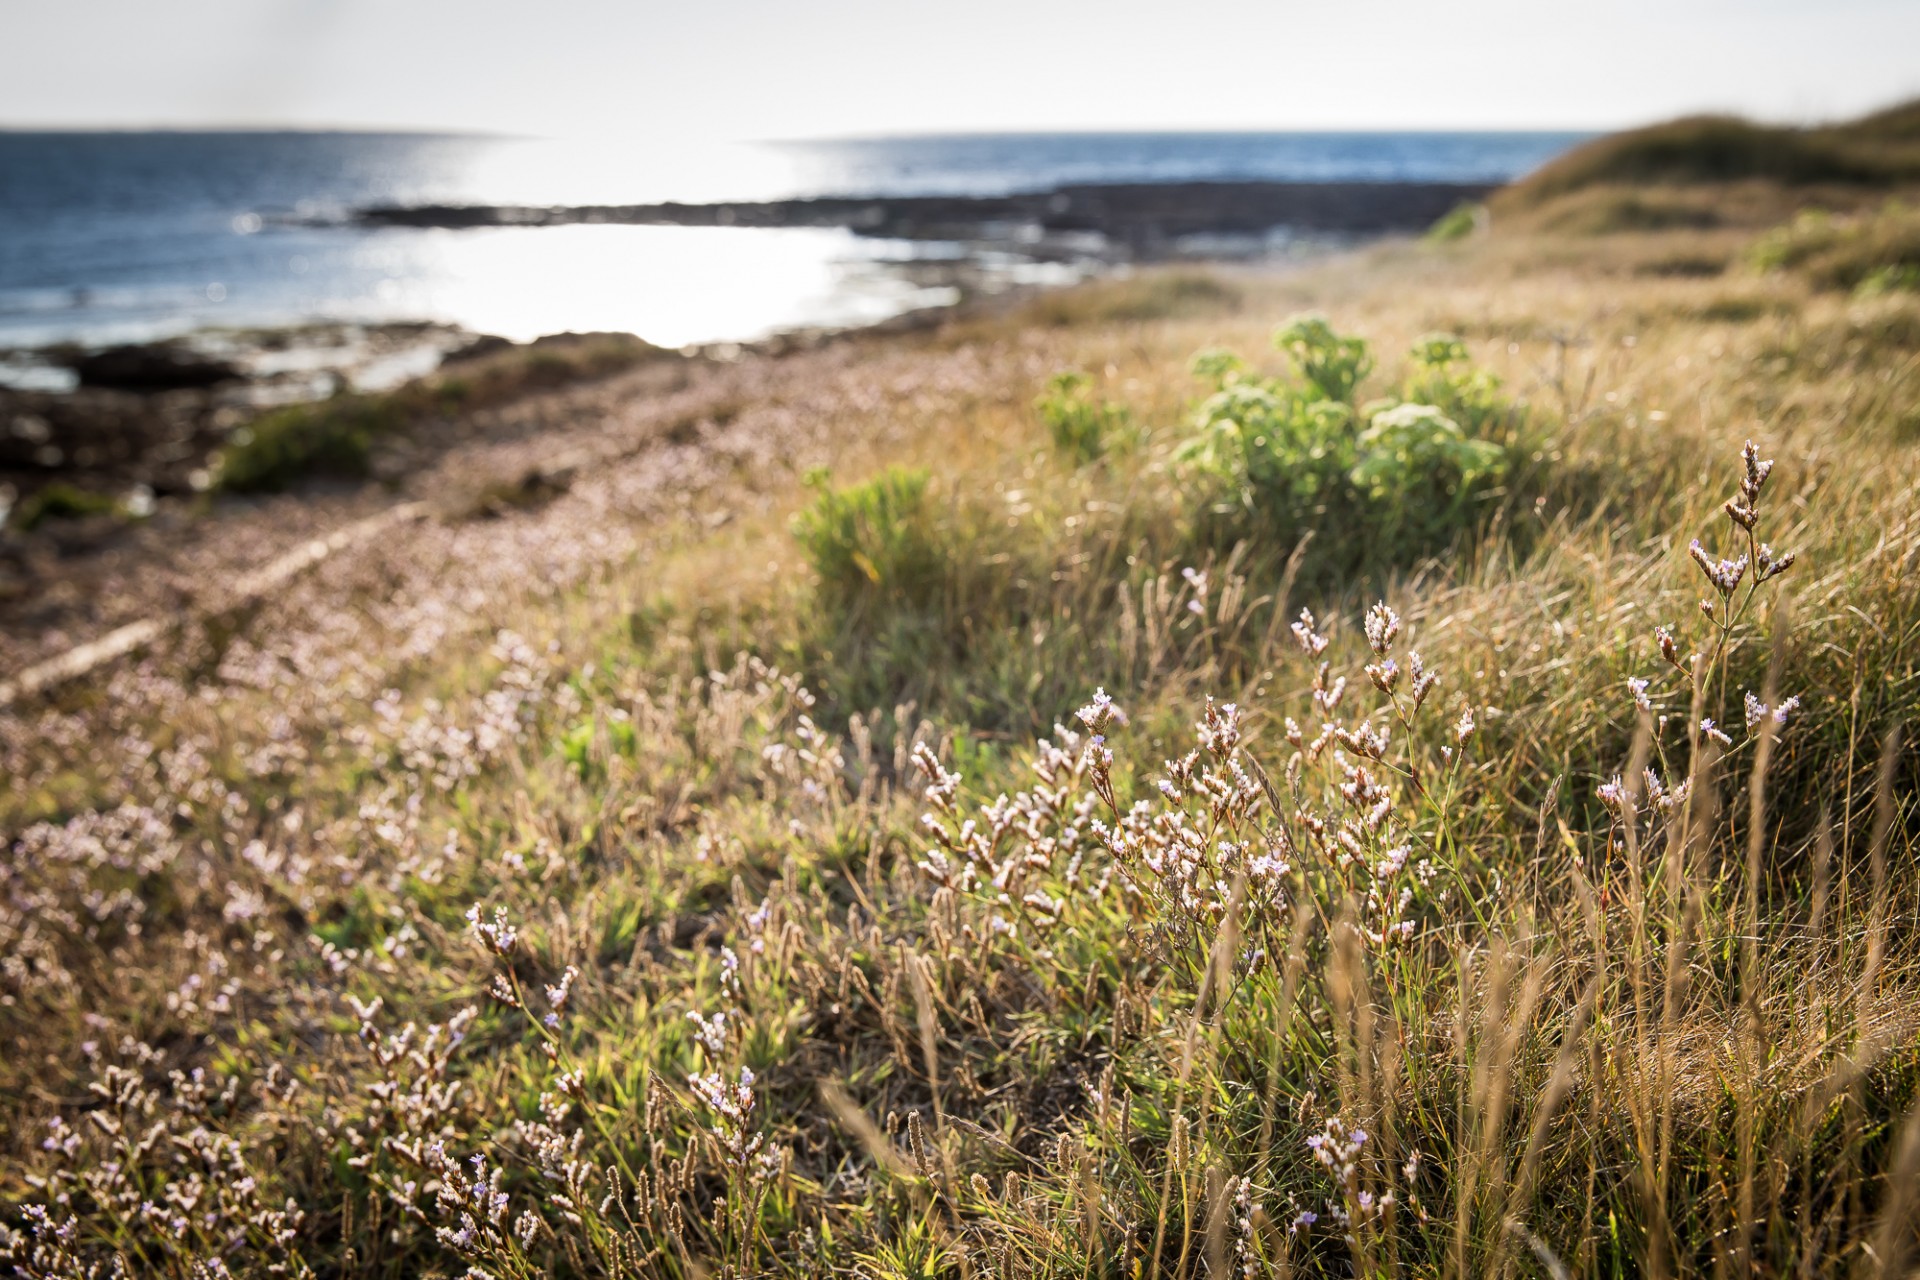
(348, 179, 1491, 255)
(1, 324, 476, 515)
(5, 179, 1496, 524)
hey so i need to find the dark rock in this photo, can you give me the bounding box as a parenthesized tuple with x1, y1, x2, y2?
(65, 343, 241, 392)
(440, 334, 516, 365)
(349, 179, 1500, 257)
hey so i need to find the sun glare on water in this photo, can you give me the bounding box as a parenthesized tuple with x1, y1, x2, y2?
(351, 224, 958, 348)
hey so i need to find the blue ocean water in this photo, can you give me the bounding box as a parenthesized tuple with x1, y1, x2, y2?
(0, 131, 1586, 353)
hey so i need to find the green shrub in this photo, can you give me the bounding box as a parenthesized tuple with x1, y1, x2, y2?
(1178, 320, 1520, 570)
(1034, 371, 1131, 463)
(1426, 201, 1488, 242)
(1748, 203, 1920, 292)
(1187, 348, 1248, 391)
(1399, 332, 1510, 436)
(1855, 263, 1920, 297)
(1273, 314, 1373, 403)
(791, 467, 947, 613)
(1350, 402, 1506, 536)
(9, 482, 120, 531)
(212, 333, 665, 494)
(1175, 382, 1356, 505)
(1749, 209, 1836, 272)
(213, 396, 399, 492)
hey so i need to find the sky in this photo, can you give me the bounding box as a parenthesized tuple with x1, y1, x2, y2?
(3, 0, 1917, 137)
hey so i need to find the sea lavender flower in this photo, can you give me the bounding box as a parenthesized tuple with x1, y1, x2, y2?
(466, 904, 517, 957)
(543, 966, 578, 1025)
(1076, 687, 1124, 733)
(1292, 609, 1330, 657)
(1307, 1117, 1367, 1178)
(1314, 675, 1348, 716)
(1644, 770, 1692, 813)
(1407, 651, 1440, 709)
(1196, 698, 1243, 755)
(687, 1009, 730, 1055)
(1689, 540, 1748, 595)
(1182, 567, 1210, 615)
(1364, 602, 1401, 655)
(1741, 439, 1774, 498)
(1757, 543, 1797, 582)
(690, 1066, 764, 1166)
(1745, 692, 1800, 730)
(1597, 775, 1631, 814)
(1656, 625, 1679, 667)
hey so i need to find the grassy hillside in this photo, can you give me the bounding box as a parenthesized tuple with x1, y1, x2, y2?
(1499, 100, 1920, 209)
(3, 123, 1920, 1277)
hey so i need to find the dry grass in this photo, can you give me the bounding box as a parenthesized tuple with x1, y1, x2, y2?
(1495, 103, 1920, 210)
(2, 177, 1918, 1280)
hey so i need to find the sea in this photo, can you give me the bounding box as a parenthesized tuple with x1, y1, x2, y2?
(0, 130, 1586, 373)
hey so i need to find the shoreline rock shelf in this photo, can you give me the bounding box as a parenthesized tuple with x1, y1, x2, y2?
(347, 180, 1493, 254)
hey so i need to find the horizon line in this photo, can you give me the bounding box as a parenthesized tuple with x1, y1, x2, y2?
(0, 122, 1620, 142)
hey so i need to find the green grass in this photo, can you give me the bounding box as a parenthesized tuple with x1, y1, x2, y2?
(213, 394, 400, 491)
(1747, 203, 1920, 293)
(7, 481, 123, 530)
(1034, 370, 1133, 463)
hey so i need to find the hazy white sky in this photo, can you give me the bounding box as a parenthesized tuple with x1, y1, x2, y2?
(3, 0, 1916, 136)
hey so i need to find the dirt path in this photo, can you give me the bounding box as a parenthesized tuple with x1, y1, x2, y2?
(0, 320, 1056, 698)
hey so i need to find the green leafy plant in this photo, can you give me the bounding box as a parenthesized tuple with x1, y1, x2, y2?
(212, 333, 666, 494)
(791, 466, 947, 613)
(8, 483, 122, 531)
(1426, 201, 1489, 242)
(1187, 347, 1248, 392)
(1034, 371, 1131, 463)
(1274, 313, 1374, 403)
(1398, 332, 1511, 437)
(213, 396, 398, 492)
(1178, 320, 1520, 569)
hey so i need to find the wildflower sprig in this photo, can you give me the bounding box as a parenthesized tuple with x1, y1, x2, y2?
(1686, 441, 1797, 703)
(1606, 439, 1802, 840)
(912, 594, 1477, 988)
(1297, 1115, 1425, 1264)
(464, 904, 639, 1191)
